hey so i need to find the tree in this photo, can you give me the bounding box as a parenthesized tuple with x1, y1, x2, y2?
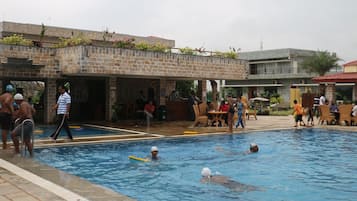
(301, 50, 340, 76)
(176, 80, 194, 98)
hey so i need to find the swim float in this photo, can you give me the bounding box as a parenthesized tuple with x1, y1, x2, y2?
(183, 131, 199, 135)
(128, 155, 149, 162)
(69, 125, 81, 129)
(33, 129, 44, 134)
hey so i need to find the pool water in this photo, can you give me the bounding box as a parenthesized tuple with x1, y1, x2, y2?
(34, 129, 357, 201)
(32, 125, 118, 139)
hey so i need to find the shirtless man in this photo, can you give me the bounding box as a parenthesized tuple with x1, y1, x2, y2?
(0, 85, 15, 149)
(200, 167, 259, 192)
(11, 93, 36, 156)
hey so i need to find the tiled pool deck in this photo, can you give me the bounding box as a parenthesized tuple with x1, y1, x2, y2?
(0, 116, 355, 200)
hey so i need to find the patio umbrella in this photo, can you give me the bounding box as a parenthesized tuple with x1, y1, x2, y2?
(249, 97, 270, 102)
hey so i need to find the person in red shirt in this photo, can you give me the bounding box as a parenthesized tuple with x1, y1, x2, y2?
(144, 100, 155, 118)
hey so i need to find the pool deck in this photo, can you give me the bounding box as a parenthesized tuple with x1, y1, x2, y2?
(0, 115, 355, 200)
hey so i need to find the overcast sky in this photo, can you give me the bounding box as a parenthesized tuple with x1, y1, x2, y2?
(1, 0, 356, 62)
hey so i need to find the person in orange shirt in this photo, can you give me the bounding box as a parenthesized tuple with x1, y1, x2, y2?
(293, 100, 306, 127)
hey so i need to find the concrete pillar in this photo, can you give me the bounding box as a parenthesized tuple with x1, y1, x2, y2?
(325, 83, 336, 104)
(0, 80, 2, 94)
(107, 77, 117, 121)
(44, 79, 57, 123)
(198, 80, 207, 102)
(159, 79, 176, 106)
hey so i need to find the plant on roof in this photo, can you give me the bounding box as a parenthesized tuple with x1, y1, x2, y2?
(179, 47, 196, 55)
(113, 38, 136, 49)
(0, 34, 33, 46)
(213, 51, 237, 59)
(54, 33, 92, 48)
(135, 42, 170, 53)
(301, 50, 340, 76)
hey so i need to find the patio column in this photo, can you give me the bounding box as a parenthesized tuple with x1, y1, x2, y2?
(44, 79, 57, 123)
(197, 80, 207, 103)
(107, 77, 117, 121)
(325, 83, 336, 104)
(159, 79, 176, 106)
(352, 83, 357, 101)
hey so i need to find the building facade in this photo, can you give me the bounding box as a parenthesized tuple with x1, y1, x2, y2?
(224, 48, 319, 105)
(0, 21, 248, 123)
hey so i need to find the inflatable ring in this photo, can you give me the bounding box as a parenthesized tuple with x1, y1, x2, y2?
(183, 131, 198, 135)
(33, 129, 44, 134)
(69, 125, 81, 129)
(128, 155, 149, 162)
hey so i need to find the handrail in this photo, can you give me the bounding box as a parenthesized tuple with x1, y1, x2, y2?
(19, 119, 35, 157)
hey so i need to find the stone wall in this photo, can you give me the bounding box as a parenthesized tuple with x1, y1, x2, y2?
(0, 44, 58, 79)
(0, 21, 175, 48)
(61, 46, 247, 80)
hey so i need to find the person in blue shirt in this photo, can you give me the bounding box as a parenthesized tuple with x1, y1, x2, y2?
(235, 96, 244, 128)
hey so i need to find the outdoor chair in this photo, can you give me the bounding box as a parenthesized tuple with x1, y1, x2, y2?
(338, 104, 352, 126)
(193, 104, 208, 127)
(247, 108, 257, 120)
(198, 102, 208, 116)
(319, 105, 335, 125)
(351, 115, 357, 126)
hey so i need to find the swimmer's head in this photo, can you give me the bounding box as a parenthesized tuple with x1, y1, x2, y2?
(5, 84, 14, 92)
(201, 167, 212, 177)
(151, 146, 158, 152)
(250, 143, 259, 153)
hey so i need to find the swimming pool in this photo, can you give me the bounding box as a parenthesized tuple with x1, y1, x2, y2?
(33, 125, 119, 139)
(34, 129, 357, 201)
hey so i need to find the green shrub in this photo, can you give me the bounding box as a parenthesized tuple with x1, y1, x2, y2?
(54, 34, 92, 48)
(179, 47, 195, 55)
(213, 51, 237, 59)
(0, 34, 33, 46)
(135, 42, 169, 53)
(113, 38, 135, 49)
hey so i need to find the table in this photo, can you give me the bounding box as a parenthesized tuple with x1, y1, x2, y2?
(208, 111, 227, 127)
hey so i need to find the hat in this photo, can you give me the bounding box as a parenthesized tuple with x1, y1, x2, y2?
(14, 93, 24, 100)
(201, 167, 211, 177)
(5, 85, 14, 92)
(250, 143, 258, 148)
(151, 146, 158, 152)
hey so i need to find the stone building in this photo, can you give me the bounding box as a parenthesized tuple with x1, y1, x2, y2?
(0, 21, 247, 123)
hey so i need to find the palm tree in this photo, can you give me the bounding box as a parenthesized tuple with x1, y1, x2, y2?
(301, 50, 340, 76)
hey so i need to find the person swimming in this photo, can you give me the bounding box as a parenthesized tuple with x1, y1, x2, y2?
(200, 167, 259, 192)
(151, 146, 159, 160)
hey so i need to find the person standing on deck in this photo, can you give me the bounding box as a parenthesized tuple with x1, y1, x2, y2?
(49, 85, 73, 141)
(227, 95, 235, 133)
(11, 93, 36, 156)
(0, 85, 15, 149)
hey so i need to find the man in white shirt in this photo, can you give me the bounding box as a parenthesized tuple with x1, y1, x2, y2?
(352, 101, 357, 117)
(49, 85, 73, 141)
(319, 94, 326, 105)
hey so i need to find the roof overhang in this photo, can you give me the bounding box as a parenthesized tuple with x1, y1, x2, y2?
(312, 72, 357, 83)
(223, 84, 283, 87)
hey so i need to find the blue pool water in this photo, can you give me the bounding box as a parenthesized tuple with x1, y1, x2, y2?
(33, 125, 119, 139)
(34, 129, 357, 201)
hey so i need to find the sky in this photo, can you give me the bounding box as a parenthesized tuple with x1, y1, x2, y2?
(0, 0, 356, 62)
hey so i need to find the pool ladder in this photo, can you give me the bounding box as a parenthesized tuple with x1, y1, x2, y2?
(15, 118, 35, 157)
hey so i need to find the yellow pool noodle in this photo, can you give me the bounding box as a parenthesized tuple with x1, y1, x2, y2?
(128, 155, 150, 162)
